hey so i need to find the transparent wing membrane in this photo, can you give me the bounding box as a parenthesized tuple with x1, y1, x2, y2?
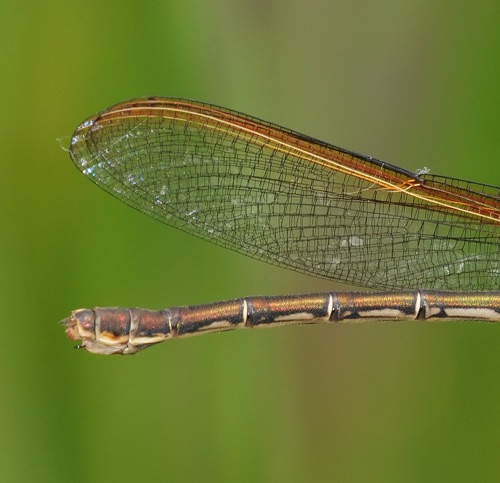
(70, 98, 499, 290)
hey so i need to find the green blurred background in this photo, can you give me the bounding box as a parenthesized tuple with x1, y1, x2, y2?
(1, 1, 499, 481)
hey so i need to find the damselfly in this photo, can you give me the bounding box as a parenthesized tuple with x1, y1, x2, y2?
(62, 98, 499, 355)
